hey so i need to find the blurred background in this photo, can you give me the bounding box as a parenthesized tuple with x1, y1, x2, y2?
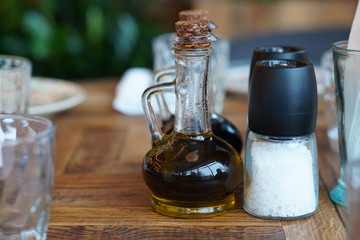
(0, 0, 356, 80)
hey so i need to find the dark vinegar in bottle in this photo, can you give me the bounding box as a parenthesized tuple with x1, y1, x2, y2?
(160, 114, 243, 153)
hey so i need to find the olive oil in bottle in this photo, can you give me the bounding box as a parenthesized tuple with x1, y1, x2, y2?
(143, 132, 242, 217)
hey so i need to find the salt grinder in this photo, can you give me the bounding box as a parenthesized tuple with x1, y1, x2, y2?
(244, 59, 319, 220)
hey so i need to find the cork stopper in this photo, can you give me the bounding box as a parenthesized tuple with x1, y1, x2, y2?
(174, 20, 212, 49)
(175, 20, 210, 37)
(179, 10, 209, 21)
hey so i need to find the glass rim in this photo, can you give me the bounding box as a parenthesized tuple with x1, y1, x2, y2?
(0, 114, 55, 146)
(255, 45, 305, 53)
(331, 40, 360, 55)
(0, 55, 32, 70)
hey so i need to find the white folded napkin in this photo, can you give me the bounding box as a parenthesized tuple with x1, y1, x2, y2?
(343, 0, 360, 162)
(112, 68, 153, 115)
(349, 0, 360, 49)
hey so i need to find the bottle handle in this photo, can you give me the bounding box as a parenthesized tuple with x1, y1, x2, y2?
(142, 81, 176, 143)
(153, 67, 176, 121)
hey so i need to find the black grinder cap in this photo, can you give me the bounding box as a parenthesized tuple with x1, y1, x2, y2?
(248, 59, 318, 137)
(249, 46, 308, 80)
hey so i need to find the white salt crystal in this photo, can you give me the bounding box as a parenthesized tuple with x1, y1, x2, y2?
(244, 140, 317, 218)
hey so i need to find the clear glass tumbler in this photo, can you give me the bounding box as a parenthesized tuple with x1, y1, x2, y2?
(320, 50, 338, 152)
(330, 40, 360, 206)
(0, 115, 55, 240)
(346, 161, 360, 240)
(0, 55, 32, 114)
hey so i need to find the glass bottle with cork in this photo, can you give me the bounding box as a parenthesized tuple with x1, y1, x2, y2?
(142, 20, 243, 218)
(153, 9, 243, 153)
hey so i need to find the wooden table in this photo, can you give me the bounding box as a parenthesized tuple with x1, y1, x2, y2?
(47, 80, 347, 239)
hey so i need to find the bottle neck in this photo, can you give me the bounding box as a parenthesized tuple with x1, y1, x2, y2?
(173, 48, 212, 135)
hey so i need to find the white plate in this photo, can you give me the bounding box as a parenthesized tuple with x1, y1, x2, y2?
(29, 77, 86, 115)
(225, 61, 325, 96)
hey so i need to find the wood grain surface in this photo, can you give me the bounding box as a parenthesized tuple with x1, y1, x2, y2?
(47, 80, 346, 240)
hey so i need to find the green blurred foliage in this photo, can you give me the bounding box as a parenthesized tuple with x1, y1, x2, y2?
(0, 0, 184, 80)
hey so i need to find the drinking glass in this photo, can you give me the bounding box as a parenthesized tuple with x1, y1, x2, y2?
(320, 50, 338, 152)
(0, 55, 32, 114)
(152, 33, 174, 72)
(330, 40, 360, 206)
(0, 114, 55, 240)
(346, 161, 360, 240)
